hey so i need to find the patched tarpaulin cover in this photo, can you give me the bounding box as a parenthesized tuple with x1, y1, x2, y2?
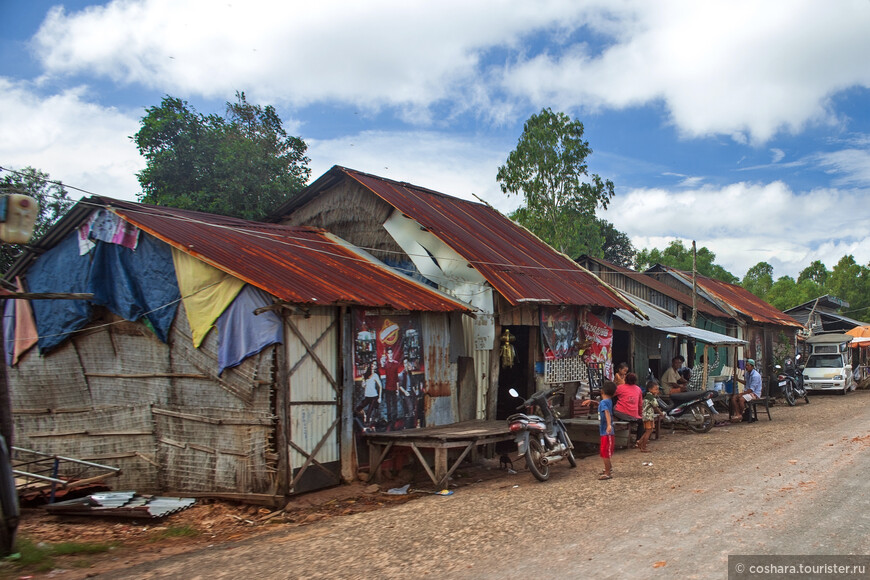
(27, 231, 93, 353)
(27, 230, 180, 353)
(88, 232, 180, 343)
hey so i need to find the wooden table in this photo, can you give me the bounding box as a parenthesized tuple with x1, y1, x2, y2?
(363, 421, 514, 489)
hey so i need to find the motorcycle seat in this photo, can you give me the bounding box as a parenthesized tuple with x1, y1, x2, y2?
(667, 390, 709, 404)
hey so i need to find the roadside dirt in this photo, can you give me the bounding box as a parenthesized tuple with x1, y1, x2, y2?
(3, 390, 868, 579)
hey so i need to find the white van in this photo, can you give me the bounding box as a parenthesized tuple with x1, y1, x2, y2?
(802, 333, 855, 395)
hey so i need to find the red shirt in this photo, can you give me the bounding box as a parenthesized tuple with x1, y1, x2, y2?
(614, 383, 643, 419)
(382, 359, 401, 391)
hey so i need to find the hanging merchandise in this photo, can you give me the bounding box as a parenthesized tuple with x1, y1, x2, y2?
(500, 328, 516, 368)
(580, 313, 614, 379)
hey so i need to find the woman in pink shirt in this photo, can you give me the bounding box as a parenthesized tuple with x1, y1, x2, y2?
(613, 372, 645, 443)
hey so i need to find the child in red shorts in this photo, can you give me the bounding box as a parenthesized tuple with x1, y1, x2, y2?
(598, 381, 617, 480)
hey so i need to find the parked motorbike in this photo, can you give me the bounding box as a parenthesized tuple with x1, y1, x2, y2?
(776, 354, 810, 407)
(659, 390, 718, 433)
(506, 386, 576, 482)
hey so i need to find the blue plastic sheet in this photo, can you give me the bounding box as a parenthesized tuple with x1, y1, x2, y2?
(216, 285, 283, 375)
(87, 232, 180, 343)
(27, 231, 93, 353)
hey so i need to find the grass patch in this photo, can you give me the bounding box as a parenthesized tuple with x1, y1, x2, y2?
(149, 524, 199, 541)
(4, 536, 116, 573)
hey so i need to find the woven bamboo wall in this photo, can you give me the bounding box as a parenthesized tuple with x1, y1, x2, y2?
(8, 303, 278, 495)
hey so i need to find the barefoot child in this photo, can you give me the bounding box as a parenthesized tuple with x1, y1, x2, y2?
(598, 381, 617, 480)
(639, 380, 664, 452)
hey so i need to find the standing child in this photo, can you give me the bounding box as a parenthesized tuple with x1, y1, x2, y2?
(598, 381, 617, 480)
(639, 380, 664, 452)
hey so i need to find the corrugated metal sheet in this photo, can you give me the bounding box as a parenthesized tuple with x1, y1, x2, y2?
(274, 167, 633, 310)
(286, 310, 339, 468)
(44, 492, 195, 518)
(689, 272, 803, 328)
(16, 196, 471, 313)
(650, 266, 802, 328)
(580, 255, 726, 318)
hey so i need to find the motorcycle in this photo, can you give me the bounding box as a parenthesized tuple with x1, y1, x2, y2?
(659, 390, 718, 433)
(776, 354, 810, 406)
(506, 386, 576, 482)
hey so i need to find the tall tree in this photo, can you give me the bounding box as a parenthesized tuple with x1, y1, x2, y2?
(599, 219, 635, 267)
(742, 261, 774, 298)
(133, 92, 310, 220)
(797, 260, 828, 287)
(635, 240, 738, 284)
(827, 255, 870, 316)
(0, 167, 75, 274)
(497, 108, 614, 254)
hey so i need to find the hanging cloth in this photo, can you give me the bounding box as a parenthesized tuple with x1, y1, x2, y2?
(172, 248, 245, 348)
(12, 277, 37, 365)
(216, 285, 283, 375)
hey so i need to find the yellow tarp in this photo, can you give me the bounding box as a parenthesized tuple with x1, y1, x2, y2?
(172, 248, 246, 347)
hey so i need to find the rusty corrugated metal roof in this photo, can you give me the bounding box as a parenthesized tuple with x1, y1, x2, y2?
(578, 255, 727, 319)
(280, 166, 630, 309)
(95, 197, 471, 312)
(658, 266, 802, 328)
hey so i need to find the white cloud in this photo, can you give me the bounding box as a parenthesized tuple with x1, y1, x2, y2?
(608, 181, 870, 278)
(815, 149, 870, 187)
(307, 130, 517, 213)
(32, 0, 585, 117)
(0, 78, 143, 200)
(502, 1, 870, 143)
(770, 148, 785, 163)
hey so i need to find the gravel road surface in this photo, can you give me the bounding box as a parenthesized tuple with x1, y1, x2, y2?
(101, 391, 870, 579)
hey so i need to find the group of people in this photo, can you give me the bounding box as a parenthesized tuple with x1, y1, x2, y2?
(354, 346, 426, 432)
(594, 363, 665, 480)
(594, 356, 763, 480)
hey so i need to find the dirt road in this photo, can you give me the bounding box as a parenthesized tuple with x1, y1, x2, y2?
(102, 391, 870, 579)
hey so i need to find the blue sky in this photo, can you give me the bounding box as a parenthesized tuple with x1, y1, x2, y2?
(3, 1, 870, 280)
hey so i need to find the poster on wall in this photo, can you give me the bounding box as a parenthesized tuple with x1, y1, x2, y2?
(540, 306, 581, 360)
(580, 312, 614, 379)
(353, 311, 429, 433)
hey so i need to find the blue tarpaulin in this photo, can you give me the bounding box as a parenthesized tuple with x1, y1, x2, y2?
(27, 231, 93, 353)
(26, 230, 181, 353)
(87, 232, 180, 343)
(216, 285, 283, 375)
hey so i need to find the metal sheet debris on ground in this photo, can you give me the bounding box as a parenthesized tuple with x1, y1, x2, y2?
(44, 491, 196, 518)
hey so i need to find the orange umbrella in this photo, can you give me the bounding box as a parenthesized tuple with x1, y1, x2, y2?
(846, 325, 870, 338)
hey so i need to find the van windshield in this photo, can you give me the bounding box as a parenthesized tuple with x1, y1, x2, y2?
(806, 354, 843, 369)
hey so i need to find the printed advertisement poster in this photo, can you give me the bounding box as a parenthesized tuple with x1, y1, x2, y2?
(580, 312, 614, 379)
(541, 306, 581, 360)
(353, 311, 427, 433)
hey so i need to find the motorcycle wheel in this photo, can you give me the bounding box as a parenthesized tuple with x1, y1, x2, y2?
(783, 383, 796, 406)
(525, 438, 550, 482)
(688, 404, 714, 433)
(559, 431, 577, 468)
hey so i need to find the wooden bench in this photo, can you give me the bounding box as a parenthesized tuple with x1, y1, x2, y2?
(746, 378, 772, 421)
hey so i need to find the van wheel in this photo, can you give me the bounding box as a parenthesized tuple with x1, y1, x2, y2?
(838, 388, 847, 396)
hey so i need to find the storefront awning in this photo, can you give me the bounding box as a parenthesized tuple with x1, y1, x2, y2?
(614, 292, 745, 346)
(654, 325, 746, 346)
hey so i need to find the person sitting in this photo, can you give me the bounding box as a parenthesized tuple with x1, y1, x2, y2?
(661, 356, 688, 395)
(614, 362, 629, 386)
(614, 372, 644, 445)
(731, 358, 761, 422)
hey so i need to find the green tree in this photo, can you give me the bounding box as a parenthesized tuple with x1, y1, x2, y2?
(742, 261, 774, 299)
(599, 219, 635, 267)
(797, 260, 828, 287)
(635, 240, 738, 283)
(827, 255, 870, 316)
(133, 92, 310, 220)
(497, 108, 614, 254)
(0, 167, 75, 273)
